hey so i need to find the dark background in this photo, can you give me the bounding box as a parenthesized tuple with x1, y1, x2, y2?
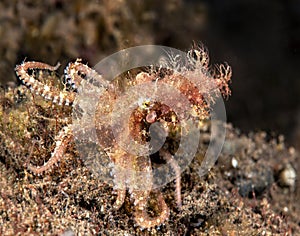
(1, 0, 299, 147)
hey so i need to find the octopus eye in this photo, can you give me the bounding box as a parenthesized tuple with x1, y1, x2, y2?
(146, 110, 157, 123)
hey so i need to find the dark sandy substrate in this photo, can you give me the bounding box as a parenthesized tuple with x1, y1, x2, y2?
(0, 102, 299, 235)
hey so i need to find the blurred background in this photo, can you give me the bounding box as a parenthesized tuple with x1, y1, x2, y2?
(0, 0, 299, 148)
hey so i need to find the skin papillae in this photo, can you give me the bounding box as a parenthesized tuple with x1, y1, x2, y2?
(14, 45, 232, 229)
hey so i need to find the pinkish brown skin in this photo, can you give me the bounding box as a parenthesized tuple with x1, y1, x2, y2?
(15, 60, 179, 228)
(15, 46, 232, 228)
(27, 125, 73, 174)
(146, 110, 157, 123)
